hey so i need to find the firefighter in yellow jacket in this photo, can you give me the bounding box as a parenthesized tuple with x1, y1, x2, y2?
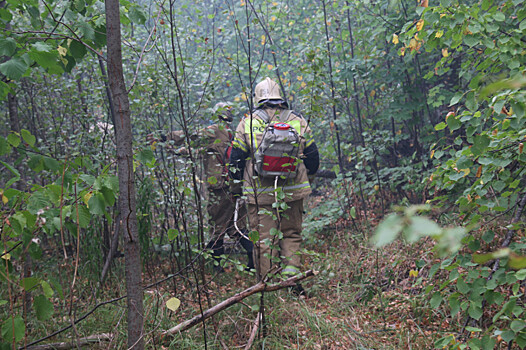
(152, 102, 254, 272)
(229, 78, 319, 294)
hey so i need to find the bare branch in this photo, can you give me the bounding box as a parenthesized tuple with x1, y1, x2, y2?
(161, 270, 317, 336)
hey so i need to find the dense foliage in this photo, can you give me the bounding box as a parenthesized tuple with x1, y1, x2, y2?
(0, 0, 524, 348)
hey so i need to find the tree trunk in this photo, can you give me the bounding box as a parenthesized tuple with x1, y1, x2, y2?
(104, 0, 144, 349)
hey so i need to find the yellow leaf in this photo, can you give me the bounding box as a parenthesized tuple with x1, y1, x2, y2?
(435, 30, 443, 38)
(57, 46, 67, 57)
(374, 185, 379, 191)
(272, 1, 277, 5)
(370, 90, 376, 98)
(408, 38, 417, 50)
(240, 0, 245, 6)
(442, 48, 449, 57)
(301, 82, 306, 88)
(392, 34, 399, 44)
(83, 192, 93, 206)
(400, 47, 406, 56)
(420, 0, 428, 7)
(271, 16, 276, 22)
(409, 270, 418, 278)
(297, 76, 303, 81)
(1, 251, 10, 260)
(416, 19, 424, 31)
(430, 150, 435, 159)
(462, 168, 470, 176)
(267, 64, 273, 70)
(166, 297, 181, 312)
(234, 96, 240, 102)
(261, 35, 266, 46)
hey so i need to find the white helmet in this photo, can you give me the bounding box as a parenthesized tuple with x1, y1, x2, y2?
(254, 77, 285, 107)
(213, 102, 233, 122)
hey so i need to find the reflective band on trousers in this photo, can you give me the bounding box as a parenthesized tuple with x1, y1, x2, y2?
(244, 181, 310, 194)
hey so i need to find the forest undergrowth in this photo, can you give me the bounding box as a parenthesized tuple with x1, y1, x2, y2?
(8, 184, 523, 350)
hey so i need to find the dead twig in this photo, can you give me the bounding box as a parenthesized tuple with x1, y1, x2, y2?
(244, 311, 261, 350)
(161, 270, 317, 336)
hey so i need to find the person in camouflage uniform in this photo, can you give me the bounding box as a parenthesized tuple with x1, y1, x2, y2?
(154, 102, 254, 273)
(229, 78, 319, 295)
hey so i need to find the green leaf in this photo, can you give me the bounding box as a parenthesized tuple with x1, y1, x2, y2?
(167, 229, 179, 240)
(466, 91, 479, 111)
(434, 122, 447, 131)
(20, 129, 35, 147)
(0, 137, 10, 156)
(43, 157, 61, 172)
(449, 93, 463, 106)
(34, 295, 54, 321)
(0, 38, 16, 56)
(501, 330, 516, 343)
(78, 22, 95, 40)
(31, 42, 53, 52)
(77, 204, 91, 228)
(457, 277, 470, 294)
(464, 35, 479, 47)
(69, 40, 87, 59)
(482, 230, 494, 243)
(468, 302, 483, 320)
(430, 292, 443, 309)
(0, 57, 28, 80)
(405, 216, 441, 242)
(516, 269, 526, 281)
(447, 115, 461, 131)
(1, 316, 25, 342)
(248, 230, 259, 243)
(40, 281, 54, 298)
(471, 135, 490, 156)
(449, 295, 460, 315)
(129, 6, 147, 25)
(88, 192, 106, 215)
(137, 148, 154, 165)
(511, 320, 526, 333)
(493, 12, 505, 21)
(372, 213, 403, 247)
(7, 133, 20, 147)
(29, 50, 63, 74)
(21, 277, 40, 291)
(28, 155, 44, 172)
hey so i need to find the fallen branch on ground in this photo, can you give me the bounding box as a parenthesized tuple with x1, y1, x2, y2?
(24, 333, 112, 350)
(161, 270, 317, 336)
(244, 311, 262, 350)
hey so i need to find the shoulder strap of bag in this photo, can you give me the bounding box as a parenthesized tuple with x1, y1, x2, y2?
(253, 109, 270, 123)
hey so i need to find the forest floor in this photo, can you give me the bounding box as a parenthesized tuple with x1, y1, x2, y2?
(25, 192, 515, 349)
(149, 193, 450, 349)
